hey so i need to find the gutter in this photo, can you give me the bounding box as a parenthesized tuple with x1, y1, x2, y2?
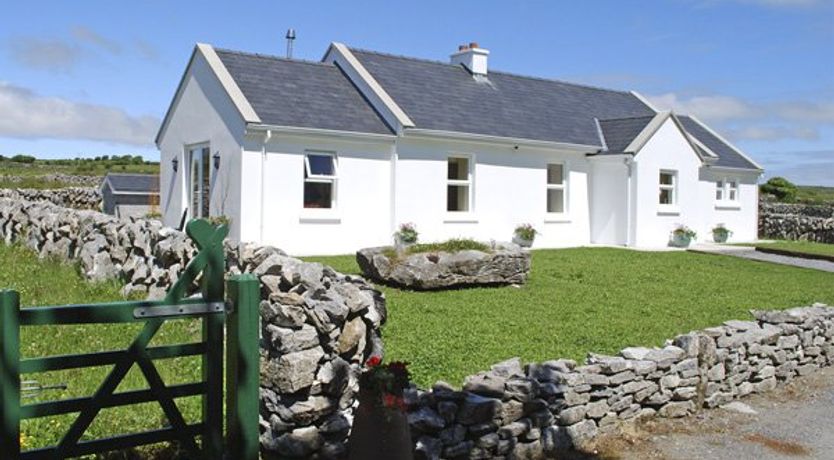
(247, 124, 396, 143)
(402, 128, 600, 153)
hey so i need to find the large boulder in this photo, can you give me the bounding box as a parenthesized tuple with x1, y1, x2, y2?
(356, 243, 531, 290)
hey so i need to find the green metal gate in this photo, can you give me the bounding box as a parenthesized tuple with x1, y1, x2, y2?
(0, 220, 259, 459)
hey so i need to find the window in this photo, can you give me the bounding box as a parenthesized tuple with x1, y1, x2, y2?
(546, 163, 566, 214)
(447, 156, 471, 212)
(188, 145, 211, 219)
(659, 170, 677, 205)
(715, 178, 739, 203)
(304, 152, 337, 209)
(728, 180, 738, 201)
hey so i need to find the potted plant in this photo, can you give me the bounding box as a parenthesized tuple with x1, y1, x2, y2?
(712, 224, 732, 243)
(347, 357, 413, 460)
(669, 225, 697, 248)
(394, 222, 418, 247)
(513, 223, 538, 248)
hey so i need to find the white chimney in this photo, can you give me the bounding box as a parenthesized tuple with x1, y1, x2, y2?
(450, 42, 489, 75)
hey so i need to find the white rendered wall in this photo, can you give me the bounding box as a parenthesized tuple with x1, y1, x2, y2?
(394, 137, 592, 249)
(698, 169, 760, 243)
(158, 51, 245, 240)
(631, 118, 706, 247)
(589, 159, 629, 246)
(241, 134, 394, 256)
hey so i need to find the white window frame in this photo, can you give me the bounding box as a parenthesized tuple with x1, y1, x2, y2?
(303, 151, 338, 210)
(546, 162, 568, 216)
(446, 154, 474, 214)
(715, 176, 740, 208)
(658, 170, 678, 207)
(186, 143, 211, 220)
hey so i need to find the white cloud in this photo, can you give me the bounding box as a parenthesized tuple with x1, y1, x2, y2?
(647, 92, 834, 142)
(71, 26, 122, 55)
(0, 82, 159, 146)
(6, 38, 83, 73)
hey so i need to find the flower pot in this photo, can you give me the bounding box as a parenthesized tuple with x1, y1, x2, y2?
(347, 390, 413, 460)
(713, 231, 729, 243)
(670, 233, 693, 248)
(513, 235, 534, 248)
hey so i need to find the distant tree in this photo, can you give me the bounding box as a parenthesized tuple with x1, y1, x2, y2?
(10, 154, 36, 164)
(101, 155, 110, 161)
(760, 177, 798, 202)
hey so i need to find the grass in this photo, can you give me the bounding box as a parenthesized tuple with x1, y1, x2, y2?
(0, 244, 199, 457)
(796, 185, 834, 205)
(306, 247, 834, 388)
(0, 158, 159, 189)
(383, 238, 492, 259)
(736, 240, 834, 258)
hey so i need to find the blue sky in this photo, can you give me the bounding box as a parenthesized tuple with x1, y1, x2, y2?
(1, 0, 832, 185)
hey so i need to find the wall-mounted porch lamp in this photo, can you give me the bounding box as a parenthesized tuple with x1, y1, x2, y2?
(213, 152, 221, 170)
(172, 157, 179, 172)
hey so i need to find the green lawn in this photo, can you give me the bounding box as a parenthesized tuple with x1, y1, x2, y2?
(0, 244, 199, 456)
(306, 248, 834, 387)
(738, 240, 834, 258)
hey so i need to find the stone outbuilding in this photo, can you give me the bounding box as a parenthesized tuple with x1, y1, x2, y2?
(101, 173, 160, 218)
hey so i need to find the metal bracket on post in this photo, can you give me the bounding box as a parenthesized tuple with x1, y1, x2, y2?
(133, 302, 226, 319)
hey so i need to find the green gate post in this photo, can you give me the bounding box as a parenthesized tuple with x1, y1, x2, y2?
(200, 222, 226, 459)
(0, 290, 20, 459)
(226, 274, 259, 460)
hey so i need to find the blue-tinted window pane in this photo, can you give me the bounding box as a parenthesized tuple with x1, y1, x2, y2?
(308, 154, 334, 176)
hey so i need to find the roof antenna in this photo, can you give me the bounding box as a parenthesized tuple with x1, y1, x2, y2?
(285, 28, 296, 59)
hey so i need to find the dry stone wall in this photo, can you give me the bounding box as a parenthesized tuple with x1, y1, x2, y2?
(759, 202, 834, 243)
(0, 198, 384, 459)
(404, 304, 834, 460)
(0, 187, 101, 210)
(0, 173, 102, 187)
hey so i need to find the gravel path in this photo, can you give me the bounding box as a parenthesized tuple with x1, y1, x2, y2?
(692, 247, 834, 273)
(595, 366, 834, 459)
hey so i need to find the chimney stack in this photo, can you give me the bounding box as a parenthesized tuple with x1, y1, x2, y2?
(450, 42, 489, 75)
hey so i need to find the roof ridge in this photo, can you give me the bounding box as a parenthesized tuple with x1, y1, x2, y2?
(213, 47, 333, 68)
(597, 114, 658, 122)
(348, 46, 637, 96)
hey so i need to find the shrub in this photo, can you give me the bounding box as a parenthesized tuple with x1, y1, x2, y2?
(11, 154, 36, 164)
(760, 177, 798, 202)
(395, 222, 418, 244)
(672, 225, 697, 240)
(514, 223, 538, 241)
(712, 224, 732, 237)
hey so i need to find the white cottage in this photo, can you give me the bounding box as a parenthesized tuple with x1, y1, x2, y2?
(156, 42, 763, 255)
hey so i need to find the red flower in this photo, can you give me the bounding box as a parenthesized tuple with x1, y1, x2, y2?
(382, 393, 407, 411)
(365, 355, 381, 367)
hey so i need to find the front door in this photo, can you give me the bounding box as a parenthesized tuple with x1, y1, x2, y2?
(189, 145, 211, 219)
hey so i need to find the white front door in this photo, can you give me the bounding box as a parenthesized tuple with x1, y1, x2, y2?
(188, 145, 211, 219)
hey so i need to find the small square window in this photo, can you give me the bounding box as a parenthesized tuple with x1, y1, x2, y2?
(547, 189, 565, 213)
(547, 164, 564, 185)
(448, 157, 469, 181)
(303, 152, 336, 209)
(659, 170, 677, 205)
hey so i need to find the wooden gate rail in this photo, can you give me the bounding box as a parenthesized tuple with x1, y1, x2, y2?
(0, 220, 259, 459)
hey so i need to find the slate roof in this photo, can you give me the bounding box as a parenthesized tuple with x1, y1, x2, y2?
(214, 49, 393, 135)
(597, 116, 656, 154)
(207, 44, 759, 170)
(104, 174, 159, 194)
(678, 116, 759, 170)
(349, 48, 656, 146)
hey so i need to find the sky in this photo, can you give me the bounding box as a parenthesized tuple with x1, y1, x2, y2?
(0, 0, 832, 185)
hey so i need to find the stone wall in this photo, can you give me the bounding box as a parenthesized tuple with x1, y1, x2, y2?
(404, 304, 834, 459)
(0, 173, 103, 187)
(0, 187, 101, 210)
(0, 198, 384, 459)
(759, 202, 834, 243)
